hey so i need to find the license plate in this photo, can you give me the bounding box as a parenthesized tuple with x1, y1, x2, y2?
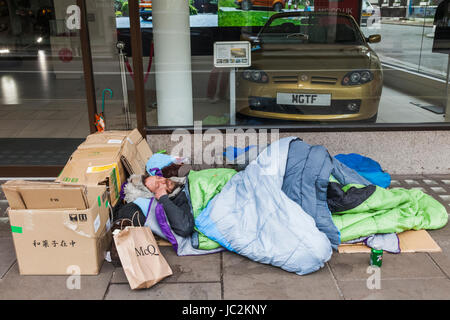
(276, 93, 331, 106)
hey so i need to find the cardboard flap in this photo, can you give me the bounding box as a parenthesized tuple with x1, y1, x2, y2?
(78, 130, 128, 148)
(120, 130, 152, 175)
(2, 181, 26, 209)
(125, 128, 144, 145)
(2, 180, 88, 210)
(3, 180, 88, 210)
(20, 187, 88, 210)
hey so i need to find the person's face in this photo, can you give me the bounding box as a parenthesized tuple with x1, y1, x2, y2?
(144, 175, 176, 193)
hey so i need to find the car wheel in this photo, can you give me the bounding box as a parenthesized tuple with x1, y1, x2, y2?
(273, 3, 283, 12)
(241, 0, 252, 11)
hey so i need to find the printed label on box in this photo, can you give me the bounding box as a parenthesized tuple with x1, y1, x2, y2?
(107, 139, 123, 144)
(94, 214, 100, 233)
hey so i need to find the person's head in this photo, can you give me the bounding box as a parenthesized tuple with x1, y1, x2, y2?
(142, 174, 177, 194)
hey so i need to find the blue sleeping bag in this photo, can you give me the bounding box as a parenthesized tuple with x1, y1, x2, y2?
(282, 140, 371, 249)
(195, 137, 333, 275)
(334, 153, 391, 188)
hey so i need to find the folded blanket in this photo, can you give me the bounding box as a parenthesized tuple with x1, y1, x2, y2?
(343, 233, 401, 253)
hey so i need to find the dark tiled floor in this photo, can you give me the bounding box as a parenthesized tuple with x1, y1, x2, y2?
(0, 139, 83, 166)
(0, 175, 449, 299)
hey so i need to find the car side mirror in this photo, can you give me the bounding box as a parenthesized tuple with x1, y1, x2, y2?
(367, 34, 381, 43)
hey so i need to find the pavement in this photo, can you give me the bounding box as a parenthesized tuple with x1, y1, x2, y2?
(380, 17, 435, 27)
(1, 175, 450, 300)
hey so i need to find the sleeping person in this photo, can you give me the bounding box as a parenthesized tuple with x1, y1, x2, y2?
(115, 153, 238, 238)
(117, 174, 194, 237)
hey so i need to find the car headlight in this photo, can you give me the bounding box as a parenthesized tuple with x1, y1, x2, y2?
(342, 70, 373, 86)
(241, 69, 269, 83)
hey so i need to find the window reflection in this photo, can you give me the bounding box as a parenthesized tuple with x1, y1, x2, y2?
(1, 75, 18, 105)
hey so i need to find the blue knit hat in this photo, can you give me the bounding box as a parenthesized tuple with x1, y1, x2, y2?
(146, 153, 176, 175)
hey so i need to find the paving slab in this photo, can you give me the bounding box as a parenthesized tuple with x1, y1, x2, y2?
(222, 251, 342, 300)
(0, 201, 8, 216)
(0, 188, 6, 201)
(0, 237, 16, 279)
(329, 252, 446, 281)
(338, 278, 450, 300)
(428, 250, 450, 279)
(110, 247, 222, 284)
(427, 221, 450, 248)
(428, 237, 450, 279)
(0, 218, 12, 239)
(0, 261, 114, 300)
(105, 282, 222, 300)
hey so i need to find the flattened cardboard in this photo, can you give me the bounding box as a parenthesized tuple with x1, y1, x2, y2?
(7, 185, 112, 275)
(2, 180, 88, 210)
(338, 230, 442, 253)
(398, 230, 442, 253)
(154, 235, 172, 247)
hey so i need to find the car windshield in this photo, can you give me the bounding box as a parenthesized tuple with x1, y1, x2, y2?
(259, 13, 365, 45)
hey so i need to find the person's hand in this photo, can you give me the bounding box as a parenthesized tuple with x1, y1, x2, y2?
(154, 185, 168, 200)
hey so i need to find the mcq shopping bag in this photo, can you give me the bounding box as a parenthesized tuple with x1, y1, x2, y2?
(113, 216, 172, 290)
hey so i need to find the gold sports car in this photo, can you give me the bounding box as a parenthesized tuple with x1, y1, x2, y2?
(237, 11, 383, 122)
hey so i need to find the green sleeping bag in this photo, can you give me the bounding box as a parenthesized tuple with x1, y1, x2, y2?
(188, 168, 237, 250)
(332, 184, 449, 242)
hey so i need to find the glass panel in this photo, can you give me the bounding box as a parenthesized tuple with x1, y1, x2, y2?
(87, 0, 136, 130)
(138, 0, 449, 127)
(417, 2, 448, 78)
(359, 0, 448, 122)
(0, 0, 91, 138)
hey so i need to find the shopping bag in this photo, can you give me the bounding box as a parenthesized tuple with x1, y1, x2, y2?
(113, 214, 172, 290)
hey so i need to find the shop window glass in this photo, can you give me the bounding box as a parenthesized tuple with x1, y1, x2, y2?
(2, 0, 449, 135)
(0, 0, 91, 138)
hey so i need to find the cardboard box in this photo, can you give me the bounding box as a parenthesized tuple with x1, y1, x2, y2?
(338, 230, 442, 254)
(4, 181, 112, 275)
(56, 129, 153, 206)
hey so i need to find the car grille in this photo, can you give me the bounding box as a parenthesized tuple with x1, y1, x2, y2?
(248, 97, 361, 115)
(310, 76, 338, 85)
(271, 75, 338, 85)
(272, 76, 298, 83)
